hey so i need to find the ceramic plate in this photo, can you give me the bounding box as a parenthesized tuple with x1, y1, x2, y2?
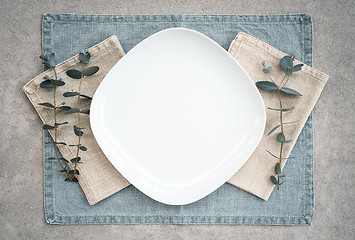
(90, 28, 266, 205)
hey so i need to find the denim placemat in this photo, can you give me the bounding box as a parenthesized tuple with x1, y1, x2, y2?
(43, 13, 314, 225)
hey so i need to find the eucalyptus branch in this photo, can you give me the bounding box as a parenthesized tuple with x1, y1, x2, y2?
(256, 54, 304, 190)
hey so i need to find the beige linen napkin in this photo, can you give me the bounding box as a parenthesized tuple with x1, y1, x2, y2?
(227, 32, 329, 200)
(24, 36, 130, 205)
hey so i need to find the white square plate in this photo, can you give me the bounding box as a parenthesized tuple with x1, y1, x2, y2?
(90, 28, 265, 205)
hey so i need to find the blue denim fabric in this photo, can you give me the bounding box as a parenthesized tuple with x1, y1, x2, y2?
(43, 13, 314, 225)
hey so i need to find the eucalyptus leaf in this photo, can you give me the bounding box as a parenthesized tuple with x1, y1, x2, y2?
(291, 64, 304, 72)
(55, 142, 67, 145)
(48, 53, 56, 68)
(268, 124, 280, 135)
(285, 70, 292, 76)
(57, 106, 72, 111)
(65, 108, 80, 114)
(63, 91, 79, 97)
(66, 69, 82, 79)
(79, 146, 87, 151)
(79, 94, 92, 100)
(69, 169, 80, 175)
(83, 66, 99, 76)
(280, 55, 292, 71)
(268, 107, 295, 112)
(79, 51, 91, 63)
(43, 124, 55, 130)
(55, 122, 68, 126)
(275, 163, 280, 174)
(38, 102, 54, 108)
(40, 79, 54, 89)
(39, 55, 48, 61)
(277, 133, 292, 143)
(72, 177, 79, 182)
(80, 109, 90, 114)
(60, 169, 68, 172)
(70, 157, 81, 163)
(270, 176, 278, 185)
(74, 125, 84, 136)
(47, 157, 57, 160)
(280, 87, 302, 96)
(51, 80, 65, 86)
(255, 81, 278, 91)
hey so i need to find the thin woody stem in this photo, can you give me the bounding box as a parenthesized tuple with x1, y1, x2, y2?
(53, 67, 70, 179)
(277, 93, 284, 190)
(69, 74, 83, 181)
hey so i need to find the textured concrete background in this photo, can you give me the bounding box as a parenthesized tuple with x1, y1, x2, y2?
(0, 0, 354, 239)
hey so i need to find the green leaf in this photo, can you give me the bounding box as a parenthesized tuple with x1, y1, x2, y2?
(66, 69, 82, 79)
(65, 108, 80, 114)
(80, 109, 90, 114)
(74, 125, 84, 136)
(63, 91, 79, 97)
(51, 80, 65, 86)
(79, 94, 92, 100)
(43, 124, 55, 130)
(280, 56, 292, 71)
(270, 176, 278, 185)
(79, 51, 91, 63)
(83, 66, 99, 76)
(39, 55, 48, 61)
(79, 146, 87, 151)
(69, 169, 80, 175)
(255, 81, 278, 91)
(277, 133, 292, 143)
(268, 124, 280, 135)
(291, 64, 303, 72)
(40, 79, 54, 88)
(275, 163, 280, 174)
(280, 87, 302, 96)
(268, 107, 295, 112)
(70, 157, 81, 163)
(57, 106, 72, 111)
(54, 122, 68, 126)
(262, 66, 272, 74)
(38, 102, 54, 108)
(48, 53, 56, 68)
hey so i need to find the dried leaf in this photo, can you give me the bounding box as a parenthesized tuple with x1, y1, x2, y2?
(79, 51, 91, 63)
(57, 106, 71, 111)
(63, 91, 79, 97)
(80, 109, 90, 114)
(275, 163, 280, 174)
(280, 55, 292, 71)
(277, 133, 292, 143)
(83, 66, 99, 76)
(268, 124, 280, 135)
(79, 94, 92, 100)
(291, 64, 304, 72)
(40, 79, 54, 89)
(65, 108, 80, 114)
(51, 80, 65, 86)
(280, 87, 302, 96)
(43, 124, 55, 130)
(66, 69, 82, 79)
(38, 102, 54, 108)
(268, 107, 295, 112)
(270, 176, 278, 185)
(70, 157, 81, 163)
(48, 53, 56, 68)
(255, 81, 278, 91)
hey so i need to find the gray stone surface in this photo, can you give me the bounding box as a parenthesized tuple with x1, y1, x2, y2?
(0, 0, 354, 239)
